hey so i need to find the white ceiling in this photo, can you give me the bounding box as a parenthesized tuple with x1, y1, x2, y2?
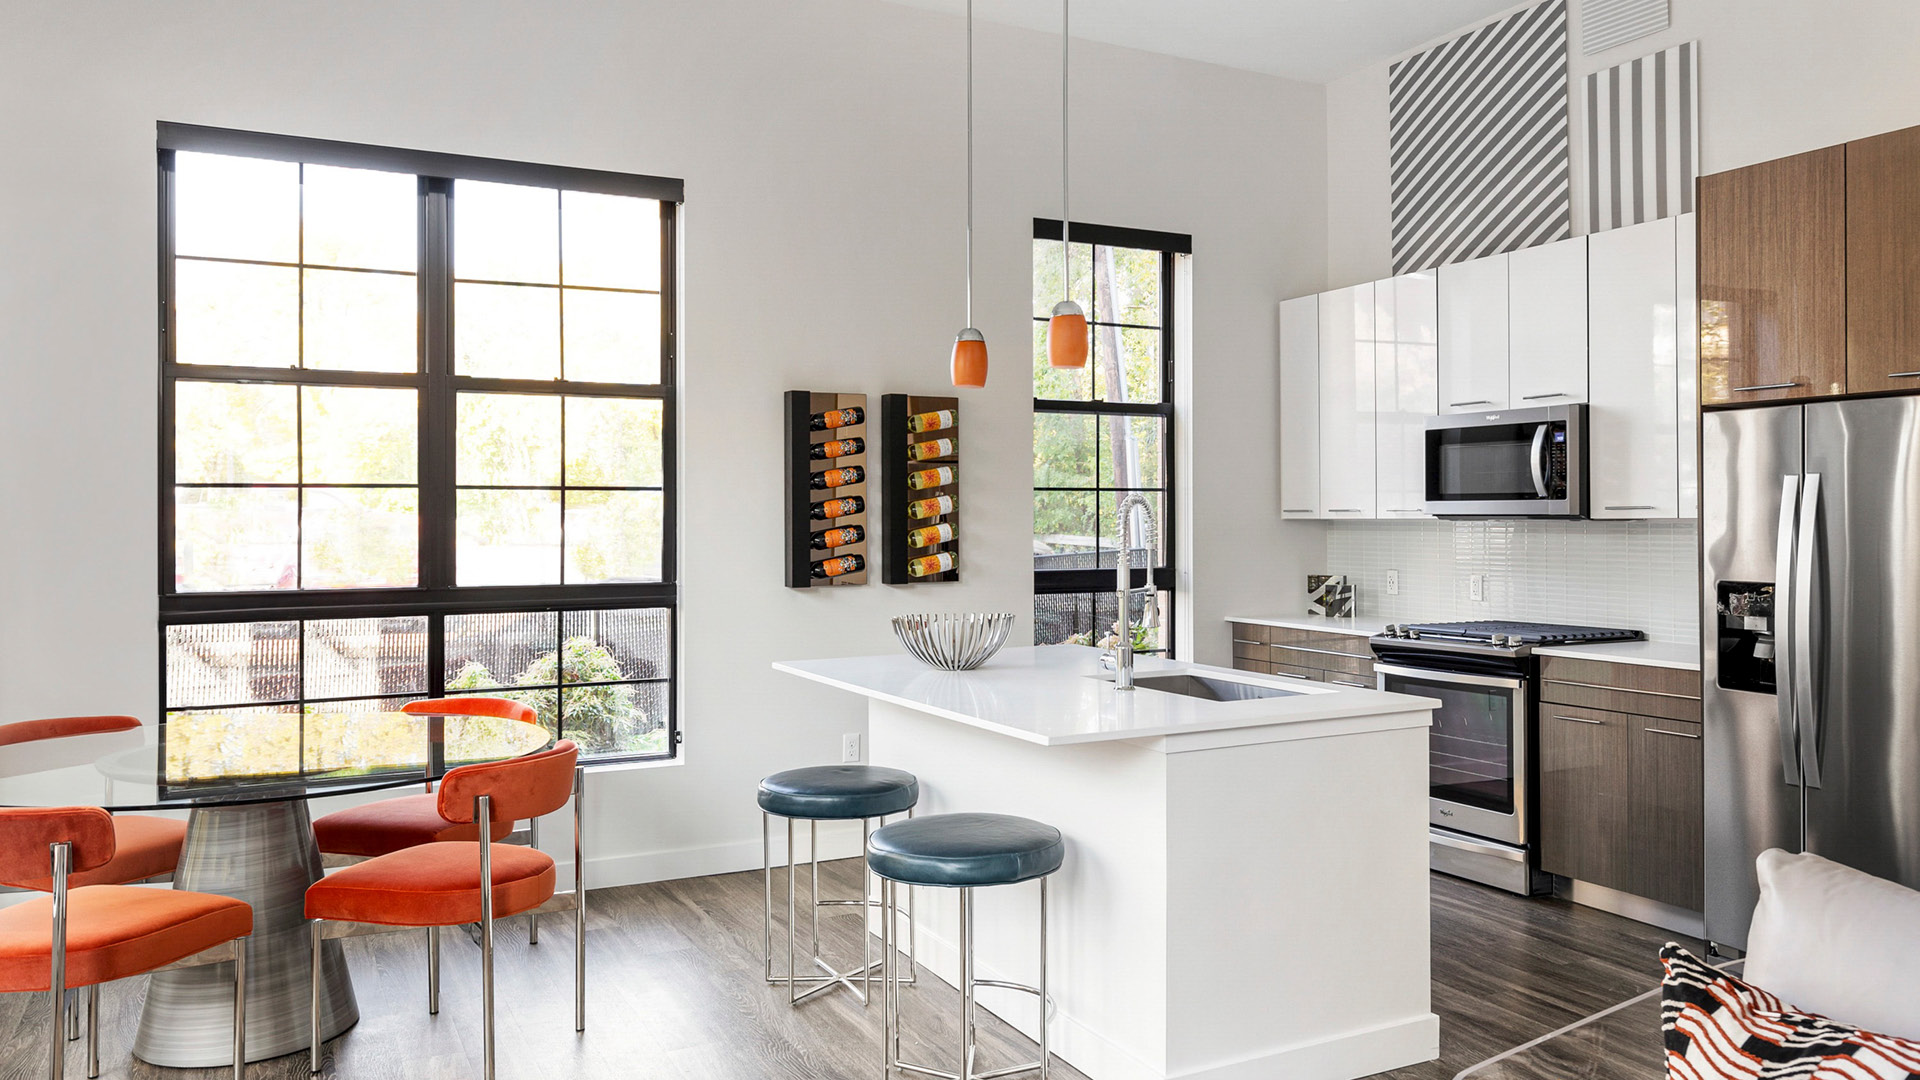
(875, 0, 1526, 84)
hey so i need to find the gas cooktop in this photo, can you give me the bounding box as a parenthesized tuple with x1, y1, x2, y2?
(1375, 620, 1644, 650)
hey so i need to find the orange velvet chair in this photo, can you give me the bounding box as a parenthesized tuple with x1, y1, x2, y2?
(0, 717, 188, 889)
(0, 807, 251, 1080)
(305, 740, 583, 1078)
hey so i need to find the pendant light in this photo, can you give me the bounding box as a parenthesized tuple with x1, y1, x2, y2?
(951, 0, 989, 388)
(1047, 0, 1089, 369)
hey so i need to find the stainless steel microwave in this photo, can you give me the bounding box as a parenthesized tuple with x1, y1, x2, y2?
(1423, 404, 1587, 518)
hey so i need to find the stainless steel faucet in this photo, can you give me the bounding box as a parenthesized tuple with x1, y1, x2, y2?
(1112, 492, 1159, 690)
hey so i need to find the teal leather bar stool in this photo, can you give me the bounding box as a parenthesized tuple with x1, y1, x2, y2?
(869, 812, 1064, 1080)
(758, 765, 919, 1005)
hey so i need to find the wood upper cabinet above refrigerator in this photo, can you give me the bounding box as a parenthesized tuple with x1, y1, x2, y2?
(1278, 296, 1320, 519)
(1438, 252, 1510, 412)
(1508, 235, 1589, 405)
(1376, 272, 1437, 519)
(1318, 283, 1377, 519)
(1846, 125, 1920, 390)
(1697, 145, 1847, 405)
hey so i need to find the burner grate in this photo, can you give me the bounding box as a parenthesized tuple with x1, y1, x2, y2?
(1401, 620, 1643, 646)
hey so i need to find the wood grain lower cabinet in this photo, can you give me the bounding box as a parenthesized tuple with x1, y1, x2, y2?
(1538, 706, 1630, 888)
(1228, 624, 1374, 688)
(1626, 719, 1705, 911)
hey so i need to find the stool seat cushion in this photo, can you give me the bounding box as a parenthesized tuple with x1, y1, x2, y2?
(866, 813, 1064, 887)
(757, 766, 919, 821)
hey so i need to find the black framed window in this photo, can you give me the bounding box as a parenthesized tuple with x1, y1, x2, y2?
(1031, 220, 1187, 655)
(158, 124, 682, 763)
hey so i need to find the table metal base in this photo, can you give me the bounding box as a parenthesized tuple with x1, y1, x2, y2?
(134, 801, 359, 1066)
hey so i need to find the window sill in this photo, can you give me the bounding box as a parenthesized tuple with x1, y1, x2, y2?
(583, 753, 681, 776)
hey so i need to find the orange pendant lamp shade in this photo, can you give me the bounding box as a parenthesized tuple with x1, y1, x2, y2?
(952, 327, 988, 388)
(1048, 300, 1088, 368)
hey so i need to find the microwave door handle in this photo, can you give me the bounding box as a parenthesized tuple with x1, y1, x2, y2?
(1795, 474, 1822, 788)
(1529, 424, 1550, 498)
(1775, 474, 1801, 785)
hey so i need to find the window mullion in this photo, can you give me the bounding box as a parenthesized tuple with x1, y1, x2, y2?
(420, 177, 457, 591)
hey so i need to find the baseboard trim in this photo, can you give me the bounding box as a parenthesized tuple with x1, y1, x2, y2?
(1556, 877, 1705, 938)
(1169, 1014, 1440, 1080)
(573, 822, 869, 891)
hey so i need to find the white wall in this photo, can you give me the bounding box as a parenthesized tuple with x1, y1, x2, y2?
(1324, 0, 1920, 285)
(0, 0, 1326, 885)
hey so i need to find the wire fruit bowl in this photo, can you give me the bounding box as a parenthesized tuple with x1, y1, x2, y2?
(891, 613, 1015, 671)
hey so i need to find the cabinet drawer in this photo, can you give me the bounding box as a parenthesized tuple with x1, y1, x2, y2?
(1268, 661, 1322, 683)
(1271, 644, 1371, 676)
(1268, 627, 1373, 656)
(1232, 641, 1271, 664)
(1538, 656, 1701, 722)
(1230, 622, 1275, 645)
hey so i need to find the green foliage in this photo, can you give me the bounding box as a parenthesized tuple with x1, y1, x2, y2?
(442, 637, 663, 755)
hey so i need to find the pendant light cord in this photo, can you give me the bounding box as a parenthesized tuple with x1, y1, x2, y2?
(966, 0, 975, 327)
(1062, 0, 1071, 291)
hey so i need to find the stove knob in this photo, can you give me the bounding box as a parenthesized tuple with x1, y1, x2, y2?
(1504, 635, 1523, 647)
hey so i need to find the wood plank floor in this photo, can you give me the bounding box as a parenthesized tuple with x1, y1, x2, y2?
(0, 865, 1692, 1080)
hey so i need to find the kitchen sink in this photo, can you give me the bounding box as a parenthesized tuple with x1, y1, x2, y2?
(1128, 673, 1300, 701)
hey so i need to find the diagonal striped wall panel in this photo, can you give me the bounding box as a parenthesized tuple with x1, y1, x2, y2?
(1586, 41, 1698, 231)
(1581, 0, 1669, 55)
(1389, 0, 1572, 274)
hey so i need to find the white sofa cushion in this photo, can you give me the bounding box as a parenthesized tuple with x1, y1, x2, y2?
(1744, 848, 1920, 1041)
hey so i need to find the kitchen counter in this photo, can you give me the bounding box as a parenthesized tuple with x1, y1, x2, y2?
(774, 644, 1439, 1080)
(1225, 613, 1389, 637)
(1531, 640, 1702, 670)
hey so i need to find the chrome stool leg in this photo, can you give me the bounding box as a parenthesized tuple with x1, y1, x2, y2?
(761, 811, 893, 1005)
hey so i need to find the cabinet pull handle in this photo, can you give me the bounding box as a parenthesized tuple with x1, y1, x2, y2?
(1889, 372, 1920, 379)
(1283, 508, 1315, 513)
(1731, 382, 1801, 393)
(1326, 508, 1365, 513)
(1386, 508, 1423, 513)
(1553, 714, 1606, 725)
(1271, 671, 1309, 680)
(1644, 727, 1700, 739)
(1448, 399, 1494, 407)
(1604, 505, 1657, 511)
(1521, 392, 1570, 400)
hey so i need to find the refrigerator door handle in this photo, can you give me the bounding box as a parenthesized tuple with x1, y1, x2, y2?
(1794, 474, 1823, 788)
(1775, 474, 1802, 785)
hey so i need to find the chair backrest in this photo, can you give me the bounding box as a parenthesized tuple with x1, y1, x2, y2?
(0, 715, 140, 746)
(438, 740, 578, 826)
(0, 807, 117, 884)
(402, 697, 539, 726)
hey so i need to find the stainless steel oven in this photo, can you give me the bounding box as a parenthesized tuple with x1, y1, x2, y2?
(1424, 404, 1586, 518)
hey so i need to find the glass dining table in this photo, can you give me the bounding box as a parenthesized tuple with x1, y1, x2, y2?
(0, 709, 553, 1066)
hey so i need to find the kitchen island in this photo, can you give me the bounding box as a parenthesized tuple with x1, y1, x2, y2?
(773, 644, 1438, 1080)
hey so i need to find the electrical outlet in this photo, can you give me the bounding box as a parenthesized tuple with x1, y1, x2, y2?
(1469, 573, 1485, 603)
(1385, 569, 1400, 596)
(841, 732, 861, 763)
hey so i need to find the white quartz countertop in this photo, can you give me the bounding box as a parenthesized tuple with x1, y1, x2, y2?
(1225, 614, 1390, 637)
(773, 645, 1436, 747)
(1531, 640, 1702, 670)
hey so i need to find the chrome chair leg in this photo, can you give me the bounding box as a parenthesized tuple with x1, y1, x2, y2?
(66, 989, 79, 1041)
(960, 887, 975, 1080)
(232, 938, 248, 1080)
(49, 841, 69, 1080)
(479, 795, 496, 1080)
(527, 817, 540, 945)
(85, 986, 99, 1079)
(308, 922, 322, 1075)
(428, 926, 440, 1015)
(574, 764, 586, 1034)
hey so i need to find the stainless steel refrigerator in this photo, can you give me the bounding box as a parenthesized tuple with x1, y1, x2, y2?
(1702, 396, 1920, 950)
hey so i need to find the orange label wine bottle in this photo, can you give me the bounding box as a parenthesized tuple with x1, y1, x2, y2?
(905, 466, 955, 491)
(811, 525, 865, 550)
(810, 437, 865, 460)
(810, 465, 866, 489)
(906, 522, 954, 549)
(906, 494, 955, 520)
(810, 496, 865, 520)
(907, 437, 955, 462)
(906, 551, 955, 578)
(809, 407, 865, 431)
(906, 409, 955, 434)
(811, 554, 866, 579)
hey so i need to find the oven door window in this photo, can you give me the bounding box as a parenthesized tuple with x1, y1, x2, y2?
(1427, 424, 1540, 502)
(1387, 670, 1517, 815)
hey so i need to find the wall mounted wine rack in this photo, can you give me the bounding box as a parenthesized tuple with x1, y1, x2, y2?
(881, 393, 959, 584)
(785, 390, 870, 588)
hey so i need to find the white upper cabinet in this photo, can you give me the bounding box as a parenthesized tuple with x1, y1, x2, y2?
(1675, 213, 1699, 518)
(1377, 272, 1437, 518)
(1279, 295, 1321, 519)
(1589, 216, 1680, 519)
(1318, 283, 1378, 519)
(1508, 236, 1589, 405)
(1438, 252, 1511, 412)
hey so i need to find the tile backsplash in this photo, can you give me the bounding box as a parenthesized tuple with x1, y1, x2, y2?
(1325, 518, 1700, 644)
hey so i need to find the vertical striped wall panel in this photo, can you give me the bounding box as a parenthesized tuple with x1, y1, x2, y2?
(1388, 0, 1572, 275)
(1581, 0, 1669, 55)
(1586, 41, 1698, 231)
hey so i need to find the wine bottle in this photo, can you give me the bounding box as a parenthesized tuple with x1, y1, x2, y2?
(906, 551, 955, 578)
(810, 525, 865, 550)
(906, 437, 955, 462)
(811, 554, 865, 579)
(810, 496, 865, 520)
(809, 407, 864, 431)
(906, 409, 955, 434)
(905, 465, 954, 491)
(906, 522, 954, 549)
(810, 465, 865, 489)
(809, 437, 865, 460)
(906, 494, 954, 520)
